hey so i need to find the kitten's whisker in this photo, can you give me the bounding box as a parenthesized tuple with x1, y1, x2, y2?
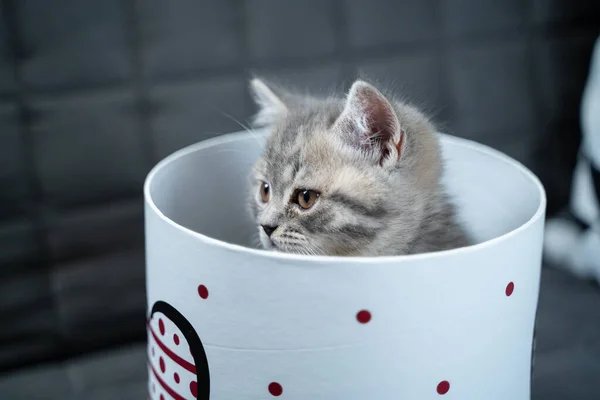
(219, 111, 265, 149)
(219, 111, 253, 133)
(218, 110, 273, 170)
(304, 242, 323, 256)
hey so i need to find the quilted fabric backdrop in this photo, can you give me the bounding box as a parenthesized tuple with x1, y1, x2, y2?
(0, 0, 598, 377)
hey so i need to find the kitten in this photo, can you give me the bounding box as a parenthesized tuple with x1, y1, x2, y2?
(248, 78, 470, 256)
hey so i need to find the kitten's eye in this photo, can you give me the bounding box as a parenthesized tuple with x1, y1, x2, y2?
(259, 182, 270, 202)
(297, 190, 319, 209)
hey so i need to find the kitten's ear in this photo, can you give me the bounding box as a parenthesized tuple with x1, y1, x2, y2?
(333, 80, 404, 167)
(249, 78, 288, 127)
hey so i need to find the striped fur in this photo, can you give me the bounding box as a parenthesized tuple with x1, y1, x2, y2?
(248, 79, 470, 256)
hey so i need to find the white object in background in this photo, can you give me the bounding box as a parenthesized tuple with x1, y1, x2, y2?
(544, 35, 600, 283)
(144, 131, 546, 400)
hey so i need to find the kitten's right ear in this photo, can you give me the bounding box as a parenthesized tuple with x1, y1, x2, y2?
(249, 78, 288, 127)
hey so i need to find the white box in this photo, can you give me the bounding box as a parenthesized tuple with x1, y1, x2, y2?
(144, 131, 546, 400)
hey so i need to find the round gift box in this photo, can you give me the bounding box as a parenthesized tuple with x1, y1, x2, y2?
(144, 131, 546, 400)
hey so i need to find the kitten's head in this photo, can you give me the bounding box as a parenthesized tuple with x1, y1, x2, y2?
(248, 78, 442, 256)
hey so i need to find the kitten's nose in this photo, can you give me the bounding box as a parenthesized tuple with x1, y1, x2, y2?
(261, 225, 278, 237)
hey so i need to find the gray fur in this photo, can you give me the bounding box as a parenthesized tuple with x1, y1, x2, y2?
(248, 78, 470, 256)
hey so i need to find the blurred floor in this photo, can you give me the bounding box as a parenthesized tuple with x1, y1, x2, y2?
(532, 267, 600, 400)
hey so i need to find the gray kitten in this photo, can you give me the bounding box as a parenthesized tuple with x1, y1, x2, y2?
(248, 78, 470, 256)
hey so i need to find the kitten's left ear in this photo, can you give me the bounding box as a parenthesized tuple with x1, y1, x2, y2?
(249, 78, 288, 127)
(333, 80, 404, 167)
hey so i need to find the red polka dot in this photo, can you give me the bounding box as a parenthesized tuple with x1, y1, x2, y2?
(158, 319, 165, 335)
(437, 380, 450, 395)
(356, 310, 371, 324)
(198, 284, 209, 299)
(159, 357, 165, 373)
(173, 334, 180, 345)
(268, 382, 283, 396)
(505, 282, 515, 297)
(174, 372, 180, 383)
(160, 395, 165, 400)
(190, 381, 198, 398)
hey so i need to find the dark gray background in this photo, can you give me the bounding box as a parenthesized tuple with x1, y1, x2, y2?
(0, 0, 599, 399)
